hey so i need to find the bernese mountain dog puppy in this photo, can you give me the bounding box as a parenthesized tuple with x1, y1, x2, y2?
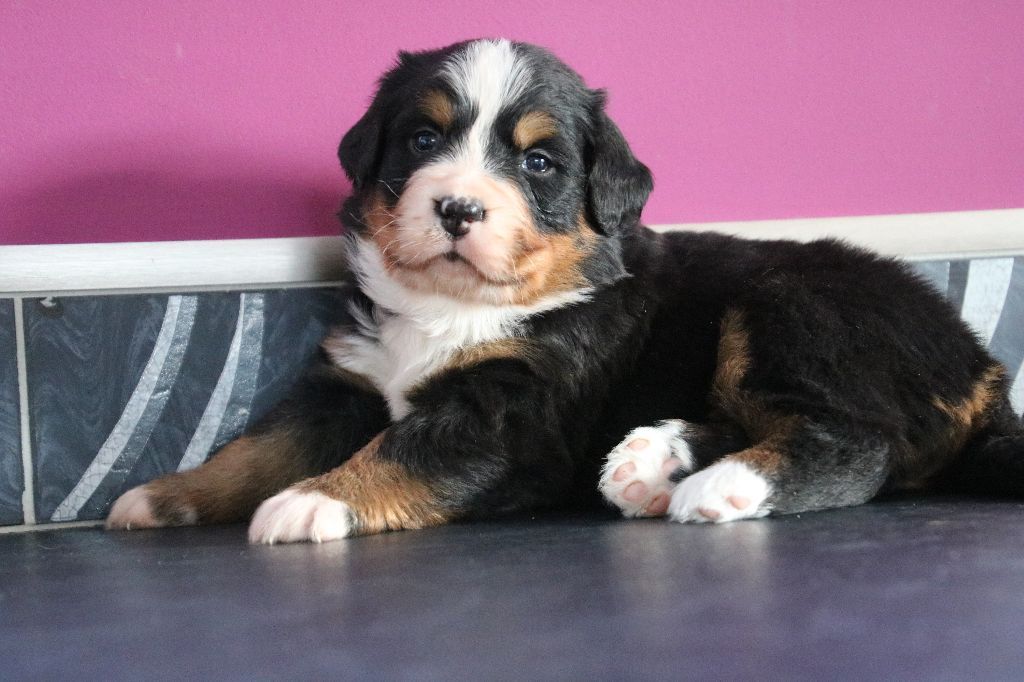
(107, 39, 1024, 543)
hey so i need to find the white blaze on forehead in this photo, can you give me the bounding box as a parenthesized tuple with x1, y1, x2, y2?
(441, 39, 531, 172)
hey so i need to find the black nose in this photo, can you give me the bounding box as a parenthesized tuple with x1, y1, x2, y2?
(435, 196, 484, 238)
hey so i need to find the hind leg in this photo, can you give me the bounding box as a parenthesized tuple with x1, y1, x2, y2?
(937, 392, 1024, 498)
(944, 432, 1024, 496)
(656, 307, 893, 523)
(106, 360, 388, 529)
(668, 419, 892, 523)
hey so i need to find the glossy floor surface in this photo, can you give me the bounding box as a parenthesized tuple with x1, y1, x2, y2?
(3, 498, 1024, 680)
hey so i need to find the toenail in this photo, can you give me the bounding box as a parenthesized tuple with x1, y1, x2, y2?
(612, 462, 636, 482)
(627, 438, 649, 450)
(728, 495, 751, 510)
(698, 507, 721, 520)
(623, 481, 647, 502)
(646, 493, 670, 516)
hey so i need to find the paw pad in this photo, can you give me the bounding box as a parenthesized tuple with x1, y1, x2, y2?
(599, 421, 693, 518)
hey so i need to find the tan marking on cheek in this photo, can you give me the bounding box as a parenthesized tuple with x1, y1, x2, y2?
(528, 234, 587, 289)
(362, 191, 404, 270)
(419, 89, 455, 129)
(932, 364, 1005, 451)
(513, 111, 558, 149)
(503, 215, 595, 305)
(298, 433, 449, 535)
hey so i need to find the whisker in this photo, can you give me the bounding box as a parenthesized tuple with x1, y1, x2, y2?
(345, 211, 372, 228)
(377, 179, 403, 200)
(369, 220, 400, 239)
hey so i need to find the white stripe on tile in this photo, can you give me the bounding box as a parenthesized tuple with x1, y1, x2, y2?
(14, 298, 36, 525)
(211, 292, 266, 451)
(960, 258, 1015, 346)
(51, 295, 197, 521)
(177, 292, 265, 472)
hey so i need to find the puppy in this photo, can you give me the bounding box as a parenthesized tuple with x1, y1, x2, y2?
(107, 39, 1023, 543)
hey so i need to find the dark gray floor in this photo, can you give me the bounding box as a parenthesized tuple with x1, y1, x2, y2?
(3, 498, 1024, 680)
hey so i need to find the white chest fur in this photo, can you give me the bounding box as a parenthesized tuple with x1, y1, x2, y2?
(324, 240, 589, 420)
(325, 300, 526, 420)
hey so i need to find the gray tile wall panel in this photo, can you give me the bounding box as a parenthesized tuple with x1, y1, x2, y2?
(8, 256, 1022, 529)
(26, 288, 348, 523)
(911, 261, 950, 296)
(912, 257, 1024, 417)
(988, 258, 1024, 382)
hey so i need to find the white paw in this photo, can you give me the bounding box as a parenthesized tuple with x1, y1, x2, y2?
(599, 421, 694, 517)
(106, 485, 164, 530)
(248, 489, 353, 544)
(668, 459, 771, 524)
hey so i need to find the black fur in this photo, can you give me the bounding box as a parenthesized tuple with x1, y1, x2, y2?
(327, 41, 1024, 521)
(119, 40, 1024, 535)
(585, 93, 653, 235)
(278, 225, 1023, 522)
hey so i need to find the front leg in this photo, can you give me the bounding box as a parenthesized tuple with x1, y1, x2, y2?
(106, 359, 389, 530)
(248, 357, 571, 544)
(248, 432, 450, 543)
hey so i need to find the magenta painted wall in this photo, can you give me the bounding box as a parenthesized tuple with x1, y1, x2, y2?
(2, 1, 1022, 245)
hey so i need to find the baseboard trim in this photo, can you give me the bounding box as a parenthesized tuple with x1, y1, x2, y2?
(1, 208, 1021, 295)
(654, 208, 1024, 262)
(0, 520, 103, 535)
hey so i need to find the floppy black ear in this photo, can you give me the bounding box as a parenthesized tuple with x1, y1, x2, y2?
(586, 92, 654, 235)
(338, 50, 427, 190)
(338, 104, 383, 191)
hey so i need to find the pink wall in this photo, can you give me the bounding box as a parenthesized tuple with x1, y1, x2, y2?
(2, 1, 1022, 245)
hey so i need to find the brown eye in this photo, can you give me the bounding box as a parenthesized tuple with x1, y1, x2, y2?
(522, 152, 552, 173)
(412, 130, 439, 153)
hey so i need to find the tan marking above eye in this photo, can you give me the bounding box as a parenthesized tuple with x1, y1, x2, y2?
(419, 89, 455, 129)
(513, 111, 558, 149)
